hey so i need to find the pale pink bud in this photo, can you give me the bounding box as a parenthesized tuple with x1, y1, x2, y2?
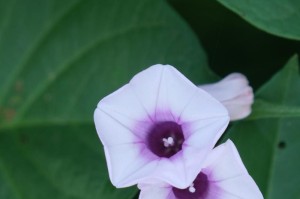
(199, 73, 254, 121)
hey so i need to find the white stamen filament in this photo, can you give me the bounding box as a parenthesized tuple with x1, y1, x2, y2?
(189, 183, 196, 193)
(162, 137, 174, 147)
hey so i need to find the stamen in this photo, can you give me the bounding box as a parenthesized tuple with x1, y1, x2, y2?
(162, 136, 174, 147)
(188, 183, 196, 193)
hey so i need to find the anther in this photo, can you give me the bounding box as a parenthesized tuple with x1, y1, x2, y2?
(162, 137, 174, 147)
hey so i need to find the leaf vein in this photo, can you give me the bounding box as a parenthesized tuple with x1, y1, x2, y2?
(14, 23, 164, 121)
(0, 0, 84, 106)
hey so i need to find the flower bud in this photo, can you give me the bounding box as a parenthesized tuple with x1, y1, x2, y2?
(199, 73, 254, 121)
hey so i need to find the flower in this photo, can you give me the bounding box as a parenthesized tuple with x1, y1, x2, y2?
(138, 140, 263, 199)
(199, 73, 254, 121)
(94, 64, 229, 188)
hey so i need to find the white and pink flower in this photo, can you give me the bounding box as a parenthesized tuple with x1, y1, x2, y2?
(138, 140, 263, 199)
(94, 64, 229, 188)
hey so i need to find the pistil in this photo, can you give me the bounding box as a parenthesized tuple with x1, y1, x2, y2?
(188, 183, 196, 193)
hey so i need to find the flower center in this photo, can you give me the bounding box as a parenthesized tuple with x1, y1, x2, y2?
(146, 121, 184, 158)
(172, 172, 209, 199)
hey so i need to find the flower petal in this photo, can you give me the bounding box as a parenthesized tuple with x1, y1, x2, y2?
(203, 140, 263, 199)
(138, 140, 263, 199)
(94, 84, 152, 145)
(222, 87, 253, 120)
(138, 184, 174, 199)
(179, 88, 229, 124)
(94, 107, 143, 146)
(207, 176, 263, 199)
(223, 104, 252, 121)
(152, 65, 200, 121)
(150, 156, 188, 188)
(97, 84, 149, 122)
(129, 64, 168, 121)
(199, 73, 249, 101)
(183, 117, 229, 146)
(129, 64, 199, 122)
(130, 64, 228, 122)
(104, 143, 158, 187)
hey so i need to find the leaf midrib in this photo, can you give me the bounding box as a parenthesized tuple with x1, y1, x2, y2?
(246, 99, 300, 120)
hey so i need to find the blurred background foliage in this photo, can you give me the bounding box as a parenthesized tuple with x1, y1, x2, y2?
(170, 0, 300, 89)
(168, 1, 300, 198)
(0, 0, 299, 199)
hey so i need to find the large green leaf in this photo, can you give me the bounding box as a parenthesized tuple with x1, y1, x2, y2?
(0, 0, 212, 198)
(216, 0, 300, 40)
(226, 55, 300, 199)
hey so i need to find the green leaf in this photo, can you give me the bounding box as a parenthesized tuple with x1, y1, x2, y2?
(0, 0, 211, 198)
(216, 0, 300, 40)
(226, 55, 300, 199)
(247, 99, 300, 120)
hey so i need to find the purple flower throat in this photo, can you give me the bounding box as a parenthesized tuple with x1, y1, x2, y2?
(146, 121, 184, 158)
(172, 172, 209, 199)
